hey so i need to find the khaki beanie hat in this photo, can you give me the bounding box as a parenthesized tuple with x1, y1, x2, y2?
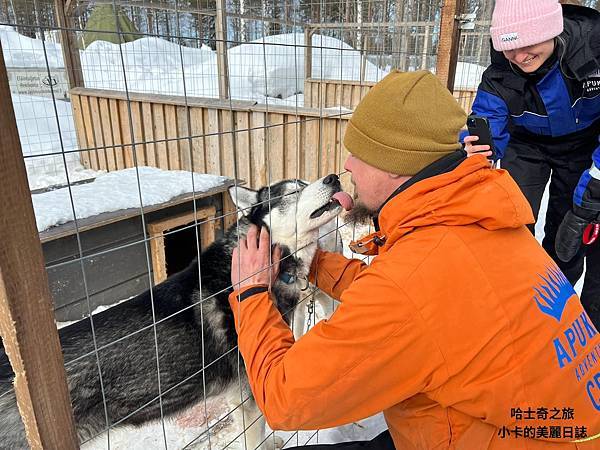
(343, 70, 467, 176)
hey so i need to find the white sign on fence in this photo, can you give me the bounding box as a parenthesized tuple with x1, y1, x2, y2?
(8, 67, 70, 99)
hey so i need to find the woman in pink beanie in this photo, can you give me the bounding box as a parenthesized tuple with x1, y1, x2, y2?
(464, 0, 600, 327)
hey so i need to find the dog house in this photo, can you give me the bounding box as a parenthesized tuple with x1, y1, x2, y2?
(39, 178, 237, 322)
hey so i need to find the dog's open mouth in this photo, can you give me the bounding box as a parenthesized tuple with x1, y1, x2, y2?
(310, 192, 354, 219)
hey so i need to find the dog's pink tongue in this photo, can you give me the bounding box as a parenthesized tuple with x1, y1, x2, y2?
(333, 192, 354, 211)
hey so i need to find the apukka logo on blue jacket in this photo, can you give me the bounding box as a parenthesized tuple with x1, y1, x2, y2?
(583, 69, 600, 96)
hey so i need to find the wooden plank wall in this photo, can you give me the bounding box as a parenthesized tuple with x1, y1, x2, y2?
(304, 78, 478, 113)
(70, 88, 353, 192)
(304, 79, 375, 110)
(452, 89, 478, 114)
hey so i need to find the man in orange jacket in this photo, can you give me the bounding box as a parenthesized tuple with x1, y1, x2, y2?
(229, 70, 600, 449)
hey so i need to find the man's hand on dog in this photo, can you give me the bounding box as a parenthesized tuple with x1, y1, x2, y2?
(231, 225, 282, 290)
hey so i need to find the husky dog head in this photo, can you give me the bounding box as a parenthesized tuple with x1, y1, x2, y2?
(228, 174, 352, 253)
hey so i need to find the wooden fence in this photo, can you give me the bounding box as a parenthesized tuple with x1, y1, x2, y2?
(304, 78, 477, 112)
(304, 79, 376, 110)
(70, 83, 475, 194)
(70, 88, 354, 192)
(453, 89, 478, 113)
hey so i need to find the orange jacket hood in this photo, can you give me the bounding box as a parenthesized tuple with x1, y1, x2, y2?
(376, 156, 535, 251)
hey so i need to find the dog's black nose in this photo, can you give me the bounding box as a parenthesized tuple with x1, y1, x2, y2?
(323, 174, 338, 185)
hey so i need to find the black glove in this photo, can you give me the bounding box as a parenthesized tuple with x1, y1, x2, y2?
(556, 205, 599, 262)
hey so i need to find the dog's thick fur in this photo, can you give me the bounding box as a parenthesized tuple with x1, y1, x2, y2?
(0, 175, 345, 449)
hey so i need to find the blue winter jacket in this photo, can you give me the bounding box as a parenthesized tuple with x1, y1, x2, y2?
(467, 5, 600, 207)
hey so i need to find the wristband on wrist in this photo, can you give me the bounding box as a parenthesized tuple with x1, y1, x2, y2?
(236, 285, 269, 302)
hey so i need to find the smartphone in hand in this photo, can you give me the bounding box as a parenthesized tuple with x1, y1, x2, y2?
(467, 115, 496, 159)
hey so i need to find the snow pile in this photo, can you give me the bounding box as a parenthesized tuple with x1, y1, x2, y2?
(0, 25, 64, 68)
(1, 25, 387, 103)
(1, 25, 485, 107)
(226, 33, 386, 99)
(1, 26, 483, 194)
(13, 94, 102, 190)
(80, 36, 218, 97)
(32, 167, 227, 232)
(80, 32, 387, 101)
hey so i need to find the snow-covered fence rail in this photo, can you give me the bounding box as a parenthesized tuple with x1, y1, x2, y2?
(70, 87, 353, 191)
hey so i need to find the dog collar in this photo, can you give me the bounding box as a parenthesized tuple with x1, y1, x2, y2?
(279, 272, 296, 284)
(279, 272, 310, 291)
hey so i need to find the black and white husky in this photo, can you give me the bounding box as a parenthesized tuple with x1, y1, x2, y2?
(0, 174, 350, 449)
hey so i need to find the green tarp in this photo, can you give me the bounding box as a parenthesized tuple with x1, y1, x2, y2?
(81, 5, 140, 49)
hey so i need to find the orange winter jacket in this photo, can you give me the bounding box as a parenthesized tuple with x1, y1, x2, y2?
(229, 156, 600, 449)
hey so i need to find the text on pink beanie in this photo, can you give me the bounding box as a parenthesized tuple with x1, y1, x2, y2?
(490, 0, 564, 52)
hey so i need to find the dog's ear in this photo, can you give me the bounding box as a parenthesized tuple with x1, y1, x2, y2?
(228, 186, 258, 212)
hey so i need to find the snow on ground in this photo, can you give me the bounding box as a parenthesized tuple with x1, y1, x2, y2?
(32, 167, 227, 232)
(57, 298, 133, 329)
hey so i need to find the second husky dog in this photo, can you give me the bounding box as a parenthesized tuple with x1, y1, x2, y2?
(0, 174, 352, 449)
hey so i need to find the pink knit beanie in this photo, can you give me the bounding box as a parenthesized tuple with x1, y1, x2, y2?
(490, 0, 564, 51)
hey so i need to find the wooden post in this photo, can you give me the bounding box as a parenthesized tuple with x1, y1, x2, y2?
(304, 27, 313, 81)
(360, 34, 368, 83)
(222, 190, 238, 231)
(421, 24, 430, 70)
(436, 0, 464, 91)
(215, 0, 230, 99)
(55, 0, 83, 89)
(0, 43, 78, 449)
(391, 0, 403, 69)
(2, 0, 10, 22)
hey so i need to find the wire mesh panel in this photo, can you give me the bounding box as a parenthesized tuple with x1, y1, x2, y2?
(0, 0, 471, 447)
